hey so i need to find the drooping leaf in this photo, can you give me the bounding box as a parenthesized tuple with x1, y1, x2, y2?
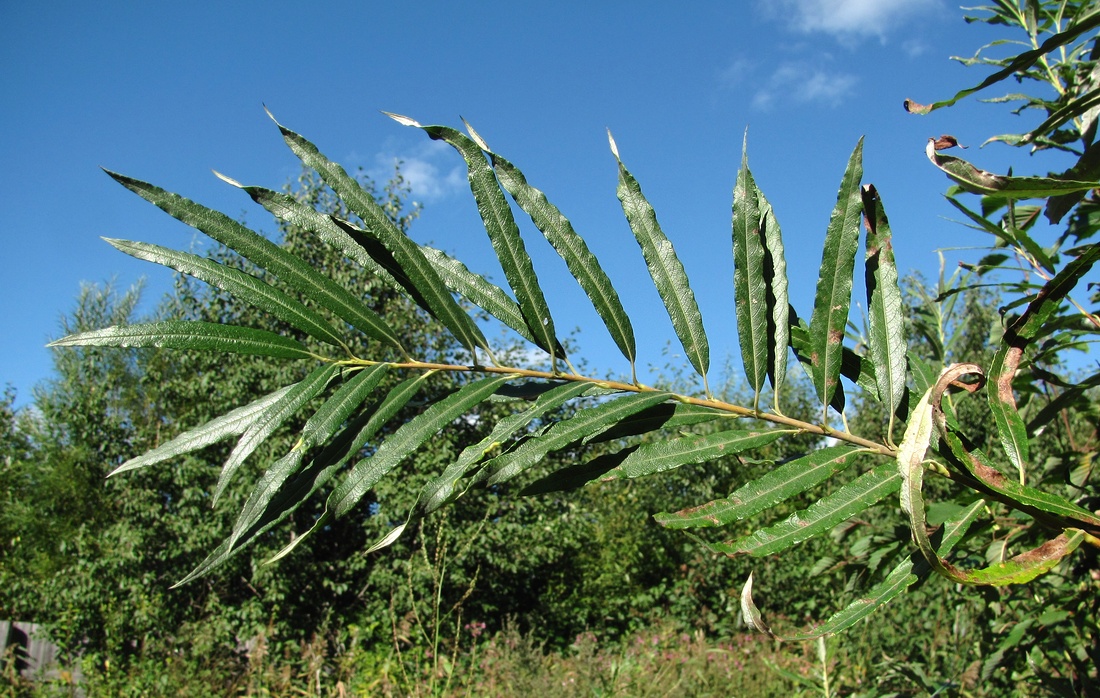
(226, 364, 389, 547)
(373, 380, 595, 549)
(807, 139, 864, 414)
(904, 371, 1088, 585)
(328, 374, 518, 518)
(215, 363, 339, 504)
(177, 405, 384, 585)
(266, 114, 490, 359)
(475, 391, 674, 487)
(610, 132, 710, 390)
(388, 114, 560, 364)
(925, 140, 1098, 198)
(988, 244, 1100, 478)
(740, 572, 778, 639)
(655, 445, 859, 529)
(732, 136, 769, 406)
(48, 321, 317, 360)
(478, 126, 637, 373)
(109, 385, 295, 476)
(104, 170, 406, 355)
(710, 460, 900, 557)
(861, 185, 907, 420)
(768, 498, 987, 640)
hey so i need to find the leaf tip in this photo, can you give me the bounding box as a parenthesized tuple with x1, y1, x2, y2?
(212, 170, 244, 188)
(606, 129, 620, 159)
(383, 111, 421, 128)
(462, 117, 490, 151)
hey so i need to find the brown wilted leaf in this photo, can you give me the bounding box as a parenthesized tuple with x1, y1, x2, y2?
(903, 98, 931, 114)
(931, 134, 967, 150)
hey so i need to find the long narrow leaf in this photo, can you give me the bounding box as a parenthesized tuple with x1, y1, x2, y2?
(420, 246, 563, 355)
(781, 498, 987, 640)
(106, 238, 346, 348)
(104, 170, 406, 354)
(655, 445, 859, 529)
(109, 385, 295, 476)
(710, 460, 900, 557)
(388, 114, 560, 363)
(48, 321, 317, 360)
(610, 133, 710, 390)
(477, 125, 636, 372)
(758, 188, 789, 407)
(732, 137, 768, 405)
(267, 114, 489, 359)
(861, 185, 907, 419)
(925, 140, 1098, 198)
(603, 429, 790, 481)
(807, 139, 864, 414)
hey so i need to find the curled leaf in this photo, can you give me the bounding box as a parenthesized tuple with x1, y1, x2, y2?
(931, 135, 967, 150)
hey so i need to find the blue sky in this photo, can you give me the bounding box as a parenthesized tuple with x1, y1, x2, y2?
(2, 1, 1069, 406)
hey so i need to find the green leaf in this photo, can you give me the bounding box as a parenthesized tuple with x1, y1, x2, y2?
(476, 391, 674, 487)
(610, 133, 710, 390)
(903, 8, 1100, 113)
(808, 139, 864, 414)
(328, 374, 518, 518)
(479, 126, 637, 373)
(105, 237, 346, 348)
(710, 459, 900, 557)
(177, 405, 383, 585)
(215, 363, 339, 504)
(655, 445, 859, 530)
(108, 385, 295, 476)
(48, 321, 317, 360)
(224, 181, 411, 303)
(732, 136, 769, 405)
(779, 499, 988, 640)
(926, 140, 1098, 198)
(938, 427, 1100, 528)
(265, 115, 490, 359)
(758, 186, 789, 408)
(389, 114, 560, 364)
(861, 185, 907, 419)
(603, 428, 790, 481)
(942, 194, 1054, 272)
(104, 170, 406, 355)
(987, 244, 1100, 477)
(226, 364, 389, 548)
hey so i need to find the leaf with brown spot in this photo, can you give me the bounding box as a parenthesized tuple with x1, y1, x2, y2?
(931, 135, 967, 150)
(903, 99, 930, 114)
(808, 139, 864, 416)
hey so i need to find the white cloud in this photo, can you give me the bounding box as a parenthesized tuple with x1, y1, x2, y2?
(368, 139, 466, 204)
(763, 0, 942, 42)
(750, 62, 857, 110)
